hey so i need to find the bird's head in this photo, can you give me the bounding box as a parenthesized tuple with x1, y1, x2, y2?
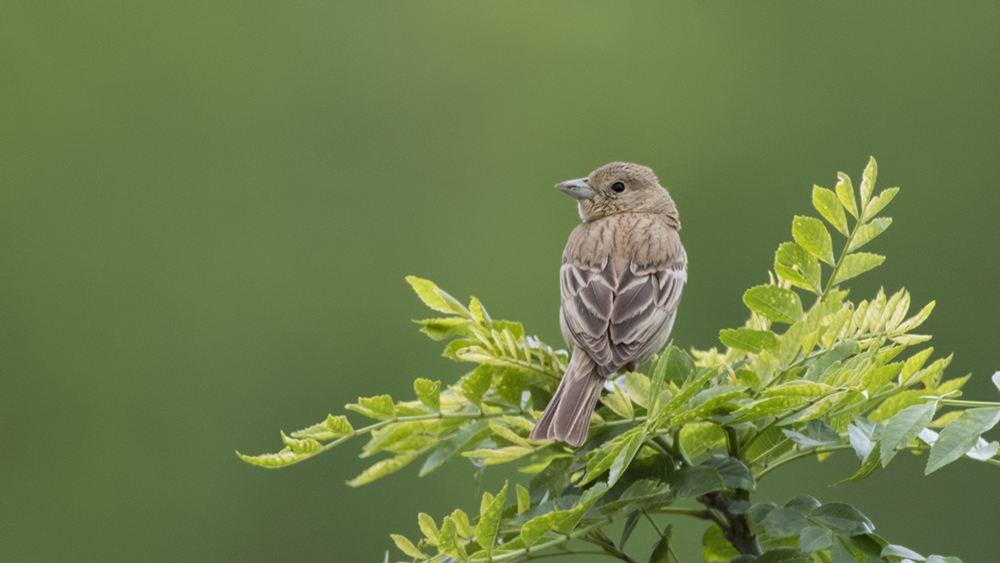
(555, 162, 679, 225)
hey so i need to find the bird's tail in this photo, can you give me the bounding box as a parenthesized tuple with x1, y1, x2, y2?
(529, 351, 604, 447)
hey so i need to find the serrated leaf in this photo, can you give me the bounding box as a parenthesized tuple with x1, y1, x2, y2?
(804, 342, 858, 382)
(720, 328, 780, 354)
(414, 317, 472, 341)
(793, 215, 835, 265)
(832, 253, 885, 286)
(406, 276, 469, 317)
(419, 419, 491, 476)
(489, 420, 533, 447)
(880, 402, 937, 466)
(862, 187, 899, 223)
(848, 217, 892, 252)
(680, 422, 726, 458)
(438, 517, 465, 559)
(926, 407, 1000, 474)
(800, 526, 834, 552)
(391, 534, 427, 559)
(476, 481, 507, 553)
(744, 285, 804, 324)
(469, 296, 491, 327)
(414, 379, 441, 412)
(814, 185, 850, 235)
(291, 414, 354, 440)
(728, 396, 806, 423)
(347, 395, 396, 420)
(237, 448, 302, 468)
(764, 382, 834, 397)
(461, 365, 493, 405)
(347, 452, 418, 487)
(860, 157, 877, 210)
(665, 465, 726, 500)
(775, 242, 822, 293)
(836, 172, 859, 219)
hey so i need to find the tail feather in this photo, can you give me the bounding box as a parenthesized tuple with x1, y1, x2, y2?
(530, 352, 604, 447)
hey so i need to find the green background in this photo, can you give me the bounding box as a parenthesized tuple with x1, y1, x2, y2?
(3, 3, 998, 561)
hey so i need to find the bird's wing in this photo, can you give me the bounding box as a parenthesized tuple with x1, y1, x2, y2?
(560, 247, 686, 376)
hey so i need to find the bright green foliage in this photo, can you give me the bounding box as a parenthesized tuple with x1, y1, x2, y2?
(241, 159, 992, 563)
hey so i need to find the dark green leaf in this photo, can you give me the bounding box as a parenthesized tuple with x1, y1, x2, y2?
(419, 420, 491, 476)
(703, 456, 756, 491)
(665, 465, 726, 500)
(529, 457, 572, 502)
(836, 441, 882, 485)
(648, 534, 671, 563)
(881, 544, 924, 560)
(810, 503, 874, 534)
(760, 507, 808, 538)
(744, 285, 804, 324)
(926, 407, 1000, 474)
(621, 511, 641, 549)
(757, 547, 809, 563)
(847, 416, 880, 460)
(720, 328, 781, 354)
(880, 402, 937, 466)
(793, 216, 835, 265)
(784, 495, 821, 514)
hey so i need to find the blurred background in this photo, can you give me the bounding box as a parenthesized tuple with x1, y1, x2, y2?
(3, 2, 999, 562)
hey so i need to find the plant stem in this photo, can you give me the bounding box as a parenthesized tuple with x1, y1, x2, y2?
(940, 399, 1000, 408)
(755, 444, 854, 481)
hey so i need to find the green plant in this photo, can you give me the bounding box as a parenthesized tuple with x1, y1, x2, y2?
(239, 158, 998, 563)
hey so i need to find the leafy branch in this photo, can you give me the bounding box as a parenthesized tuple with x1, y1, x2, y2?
(241, 158, 995, 563)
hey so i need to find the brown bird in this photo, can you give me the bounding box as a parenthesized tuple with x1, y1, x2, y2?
(529, 162, 687, 446)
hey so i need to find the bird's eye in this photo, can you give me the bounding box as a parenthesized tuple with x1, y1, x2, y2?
(611, 182, 625, 193)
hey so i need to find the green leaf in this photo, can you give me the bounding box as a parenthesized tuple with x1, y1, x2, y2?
(420, 419, 491, 476)
(846, 416, 879, 460)
(799, 526, 833, 552)
(664, 465, 726, 500)
(702, 456, 756, 491)
(290, 414, 354, 440)
(744, 285, 804, 324)
(469, 296, 491, 327)
(895, 301, 936, 334)
(347, 395, 396, 420)
(764, 382, 834, 397)
(438, 516, 465, 559)
(836, 441, 882, 485)
(836, 172, 859, 219)
(848, 217, 892, 252)
(760, 507, 808, 538)
(347, 452, 418, 487)
(649, 534, 671, 563)
(729, 396, 806, 424)
(862, 187, 899, 223)
(418, 513, 439, 545)
(461, 364, 493, 405)
(880, 401, 937, 466)
(810, 503, 874, 534)
(406, 276, 469, 317)
(391, 534, 427, 559)
(600, 381, 634, 419)
(756, 547, 809, 563)
(793, 216, 835, 265)
(626, 371, 651, 409)
(476, 482, 507, 553)
(237, 448, 303, 468)
(993, 371, 1000, 395)
(661, 345, 695, 388)
(804, 342, 858, 382)
(720, 328, 780, 354)
(859, 157, 877, 210)
(621, 512, 641, 548)
(680, 422, 726, 458)
(414, 379, 441, 412)
(831, 253, 885, 286)
(495, 368, 526, 405)
(583, 425, 645, 487)
(926, 407, 1000, 474)
(414, 317, 471, 341)
(881, 544, 924, 560)
(489, 420, 533, 447)
(463, 446, 534, 465)
(814, 185, 849, 235)
(775, 242, 822, 293)
(516, 484, 531, 515)
(702, 524, 739, 561)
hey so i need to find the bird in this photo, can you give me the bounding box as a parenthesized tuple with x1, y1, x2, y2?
(529, 162, 687, 447)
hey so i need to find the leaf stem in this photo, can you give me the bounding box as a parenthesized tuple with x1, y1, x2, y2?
(939, 399, 1000, 408)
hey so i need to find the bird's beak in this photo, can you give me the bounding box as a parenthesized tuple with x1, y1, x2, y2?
(555, 178, 595, 199)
